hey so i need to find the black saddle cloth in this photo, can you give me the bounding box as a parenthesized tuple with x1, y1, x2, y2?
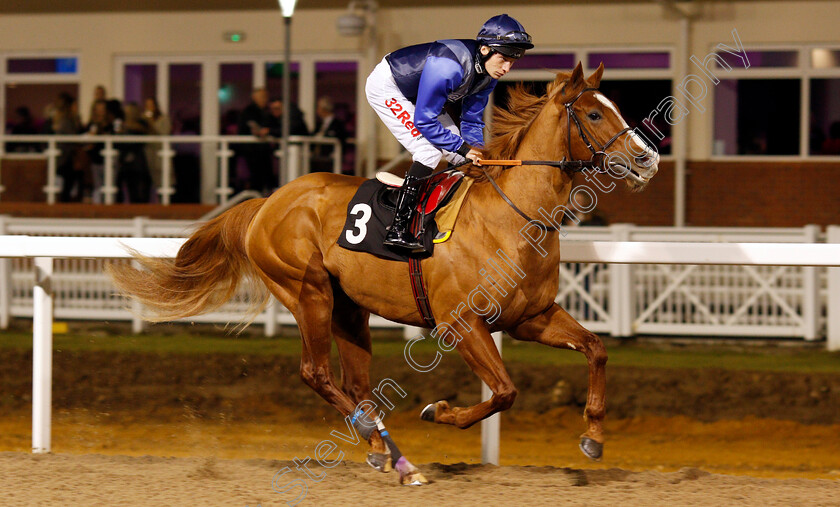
(337, 171, 463, 262)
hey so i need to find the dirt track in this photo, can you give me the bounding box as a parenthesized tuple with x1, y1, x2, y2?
(2, 452, 839, 507)
(1, 348, 839, 505)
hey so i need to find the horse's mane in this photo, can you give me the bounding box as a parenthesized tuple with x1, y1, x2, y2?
(462, 71, 570, 180)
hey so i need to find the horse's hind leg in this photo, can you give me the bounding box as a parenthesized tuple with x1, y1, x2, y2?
(331, 280, 427, 484)
(508, 303, 607, 461)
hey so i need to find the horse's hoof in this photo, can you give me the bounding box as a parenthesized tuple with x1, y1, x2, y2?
(420, 403, 436, 422)
(366, 452, 392, 473)
(579, 437, 603, 461)
(400, 471, 429, 486)
(394, 456, 429, 486)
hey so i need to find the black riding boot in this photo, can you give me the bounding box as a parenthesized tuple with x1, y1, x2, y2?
(384, 162, 432, 253)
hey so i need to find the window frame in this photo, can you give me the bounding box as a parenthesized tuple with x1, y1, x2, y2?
(492, 44, 676, 161)
(707, 43, 840, 161)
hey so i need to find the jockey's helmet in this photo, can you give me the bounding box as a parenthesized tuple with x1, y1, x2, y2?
(476, 14, 533, 60)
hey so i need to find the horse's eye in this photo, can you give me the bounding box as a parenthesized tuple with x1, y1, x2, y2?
(588, 112, 601, 121)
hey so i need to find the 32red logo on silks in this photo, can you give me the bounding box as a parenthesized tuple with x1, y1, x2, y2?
(384, 98, 421, 138)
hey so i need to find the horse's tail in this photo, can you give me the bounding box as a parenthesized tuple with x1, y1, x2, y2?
(107, 198, 270, 327)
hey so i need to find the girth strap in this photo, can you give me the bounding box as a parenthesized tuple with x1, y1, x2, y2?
(407, 193, 437, 328)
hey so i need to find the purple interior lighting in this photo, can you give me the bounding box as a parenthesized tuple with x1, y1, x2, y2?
(587, 52, 670, 69)
(716, 50, 797, 68)
(513, 53, 576, 70)
(315, 61, 358, 73)
(8, 57, 78, 74)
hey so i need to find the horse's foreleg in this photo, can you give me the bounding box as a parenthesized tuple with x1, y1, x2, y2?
(423, 320, 517, 429)
(508, 303, 607, 460)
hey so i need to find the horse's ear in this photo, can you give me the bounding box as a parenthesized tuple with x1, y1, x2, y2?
(569, 62, 585, 90)
(588, 62, 605, 88)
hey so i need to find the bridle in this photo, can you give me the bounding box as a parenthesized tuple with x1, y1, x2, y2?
(477, 86, 633, 230)
(564, 87, 631, 170)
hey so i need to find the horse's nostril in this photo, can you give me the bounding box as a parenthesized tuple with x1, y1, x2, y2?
(635, 155, 653, 167)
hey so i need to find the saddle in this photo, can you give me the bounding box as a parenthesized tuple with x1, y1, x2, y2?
(337, 169, 473, 262)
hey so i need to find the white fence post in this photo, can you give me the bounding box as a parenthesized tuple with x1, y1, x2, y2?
(265, 298, 277, 337)
(158, 140, 176, 205)
(481, 331, 503, 465)
(828, 226, 840, 352)
(102, 140, 118, 205)
(32, 256, 54, 453)
(216, 140, 234, 205)
(43, 140, 60, 204)
(131, 217, 147, 334)
(802, 225, 820, 340)
(0, 215, 9, 329)
(610, 224, 633, 336)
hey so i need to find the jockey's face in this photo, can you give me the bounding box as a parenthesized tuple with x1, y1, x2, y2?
(481, 46, 516, 79)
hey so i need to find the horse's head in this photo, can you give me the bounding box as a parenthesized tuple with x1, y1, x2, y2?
(549, 63, 660, 191)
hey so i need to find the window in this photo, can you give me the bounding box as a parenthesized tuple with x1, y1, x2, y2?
(713, 79, 800, 155)
(7, 57, 78, 74)
(123, 64, 157, 107)
(265, 61, 300, 105)
(810, 79, 840, 155)
(219, 63, 253, 135)
(493, 79, 672, 155)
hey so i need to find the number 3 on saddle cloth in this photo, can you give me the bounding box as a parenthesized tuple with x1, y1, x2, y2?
(337, 169, 474, 262)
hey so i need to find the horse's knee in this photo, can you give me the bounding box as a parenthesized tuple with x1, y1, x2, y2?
(494, 386, 518, 412)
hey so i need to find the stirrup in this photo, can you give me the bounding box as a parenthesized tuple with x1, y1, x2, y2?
(384, 228, 425, 253)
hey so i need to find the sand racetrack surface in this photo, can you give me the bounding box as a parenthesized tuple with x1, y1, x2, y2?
(1, 337, 839, 505)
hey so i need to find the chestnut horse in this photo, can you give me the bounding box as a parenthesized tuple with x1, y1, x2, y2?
(108, 63, 659, 484)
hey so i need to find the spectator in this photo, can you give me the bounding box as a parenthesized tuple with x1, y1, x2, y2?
(266, 98, 310, 138)
(116, 102, 152, 203)
(87, 84, 107, 126)
(50, 93, 85, 202)
(310, 96, 348, 173)
(237, 87, 274, 195)
(820, 121, 840, 155)
(6, 106, 39, 153)
(142, 97, 172, 197)
(85, 99, 114, 203)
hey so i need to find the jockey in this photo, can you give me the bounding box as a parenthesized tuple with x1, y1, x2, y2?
(365, 14, 533, 252)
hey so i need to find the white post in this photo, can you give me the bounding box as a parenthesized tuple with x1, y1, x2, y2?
(828, 226, 840, 352)
(131, 217, 146, 334)
(44, 139, 60, 204)
(32, 256, 54, 453)
(609, 224, 634, 336)
(0, 215, 9, 329)
(333, 140, 343, 175)
(102, 140, 118, 205)
(481, 331, 503, 465)
(265, 298, 277, 337)
(286, 142, 302, 186)
(158, 139, 175, 205)
(216, 140, 234, 205)
(802, 225, 820, 340)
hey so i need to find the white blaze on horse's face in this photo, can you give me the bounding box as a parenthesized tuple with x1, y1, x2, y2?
(593, 92, 660, 188)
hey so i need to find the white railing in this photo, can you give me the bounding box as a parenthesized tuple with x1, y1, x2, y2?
(2, 231, 840, 458)
(0, 134, 343, 205)
(1, 218, 837, 341)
